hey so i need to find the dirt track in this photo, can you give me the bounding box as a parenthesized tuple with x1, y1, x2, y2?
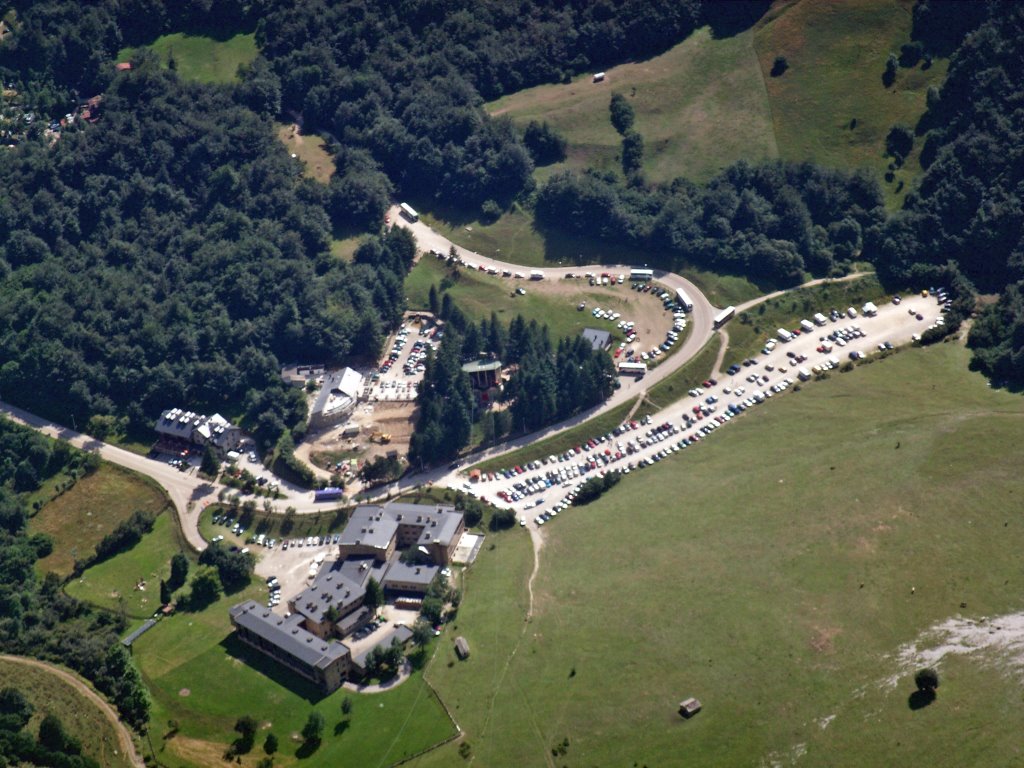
(0, 654, 144, 768)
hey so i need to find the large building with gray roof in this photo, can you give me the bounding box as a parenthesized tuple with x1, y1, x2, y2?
(229, 502, 464, 692)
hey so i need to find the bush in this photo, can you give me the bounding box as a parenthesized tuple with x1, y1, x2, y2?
(914, 667, 940, 691)
(770, 55, 789, 77)
(489, 509, 516, 531)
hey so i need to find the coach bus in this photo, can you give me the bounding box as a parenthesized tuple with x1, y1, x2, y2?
(399, 202, 419, 222)
(618, 361, 647, 378)
(713, 306, 735, 328)
(630, 268, 654, 281)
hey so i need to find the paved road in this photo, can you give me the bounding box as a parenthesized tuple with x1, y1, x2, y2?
(463, 293, 944, 524)
(0, 210, 893, 554)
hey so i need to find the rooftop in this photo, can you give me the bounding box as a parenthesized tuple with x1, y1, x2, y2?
(312, 367, 364, 418)
(382, 560, 439, 588)
(461, 359, 502, 374)
(292, 568, 366, 625)
(581, 327, 612, 351)
(230, 600, 350, 669)
(340, 507, 400, 552)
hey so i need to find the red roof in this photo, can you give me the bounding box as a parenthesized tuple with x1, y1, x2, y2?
(115, 62, 133, 71)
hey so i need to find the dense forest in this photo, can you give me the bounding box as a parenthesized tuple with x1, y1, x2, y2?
(409, 312, 615, 463)
(0, 420, 149, 730)
(867, 2, 1024, 382)
(535, 162, 885, 285)
(0, 61, 412, 448)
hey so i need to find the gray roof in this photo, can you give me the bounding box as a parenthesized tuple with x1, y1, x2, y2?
(461, 359, 502, 374)
(385, 502, 456, 520)
(292, 569, 366, 625)
(414, 512, 463, 550)
(581, 327, 612, 351)
(230, 600, 349, 669)
(382, 560, 439, 589)
(121, 619, 157, 647)
(340, 507, 399, 552)
(336, 556, 382, 588)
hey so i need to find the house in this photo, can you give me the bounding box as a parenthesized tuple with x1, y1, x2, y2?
(581, 328, 612, 351)
(281, 363, 325, 388)
(155, 408, 242, 455)
(309, 367, 364, 429)
(679, 698, 702, 718)
(461, 359, 502, 390)
(230, 602, 352, 693)
(454, 636, 470, 660)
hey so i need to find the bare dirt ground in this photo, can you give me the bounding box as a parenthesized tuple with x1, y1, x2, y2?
(276, 123, 334, 183)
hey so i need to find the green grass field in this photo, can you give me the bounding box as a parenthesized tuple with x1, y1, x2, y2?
(132, 565, 461, 766)
(405, 255, 660, 344)
(0, 657, 136, 768)
(65, 512, 187, 619)
(488, 27, 777, 184)
(30, 464, 171, 577)
(118, 32, 257, 84)
(721, 274, 891, 368)
(413, 341, 1024, 766)
(754, 0, 947, 208)
(277, 123, 335, 184)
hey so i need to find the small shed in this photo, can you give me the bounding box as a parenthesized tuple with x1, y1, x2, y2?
(454, 636, 470, 660)
(469, 469, 482, 482)
(678, 697, 702, 718)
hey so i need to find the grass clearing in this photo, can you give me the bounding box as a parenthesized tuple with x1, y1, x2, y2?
(413, 341, 1024, 766)
(65, 512, 187, 619)
(30, 464, 170, 578)
(488, 27, 776, 184)
(753, 0, 947, 208)
(0, 657, 136, 768)
(722, 274, 890, 368)
(134, 579, 455, 766)
(405, 255, 663, 344)
(277, 123, 335, 184)
(118, 32, 257, 84)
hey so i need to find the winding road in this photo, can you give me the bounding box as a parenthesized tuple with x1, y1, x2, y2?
(0, 213, 884, 558)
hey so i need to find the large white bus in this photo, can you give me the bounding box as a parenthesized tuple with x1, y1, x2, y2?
(630, 268, 654, 281)
(618, 361, 647, 378)
(675, 287, 694, 312)
(399, 202, 419, 222)
(713, 306, 735, 328)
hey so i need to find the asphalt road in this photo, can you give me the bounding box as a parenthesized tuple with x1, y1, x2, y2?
(0, 210, 906, 554)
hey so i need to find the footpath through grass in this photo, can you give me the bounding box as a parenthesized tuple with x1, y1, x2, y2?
(722, 275, 891, 368)
(0, 657, 135, 768)
(31, 463, 170, 578)
(414, 341, 1024, 766)
(118, 32, 257, 84)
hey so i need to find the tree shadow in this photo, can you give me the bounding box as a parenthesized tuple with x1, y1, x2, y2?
(908, 689, 936, 710)
(295, 739, 322, 759)
(333, 719, 350, 736)
(705, 1, 773, 39)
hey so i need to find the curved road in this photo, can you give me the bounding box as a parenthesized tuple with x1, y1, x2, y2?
(0, 212, 878, 554)
(0, 654, 145, 768)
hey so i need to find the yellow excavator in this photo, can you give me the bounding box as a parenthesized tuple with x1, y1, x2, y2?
(369, 431, 392, 444)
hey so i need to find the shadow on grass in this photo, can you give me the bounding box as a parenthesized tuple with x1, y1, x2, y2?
(218, 634, 327, 704)
(295, 738, 322, 759)
(333, 719, 350, 736)
(908, 689, 937, 710)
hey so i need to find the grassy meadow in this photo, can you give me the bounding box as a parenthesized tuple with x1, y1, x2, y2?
(488, 27, 777, 184)
(30, 463, 170, 578)
(754, 0, 947, 207)
(118, 32, 257, 84)
(277, 123, 335, 184)
(413, 341, 1024, 766)
(406, 255, 651, 343)
(65, 512, 186, 619)
(0, 657, 136, 768)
